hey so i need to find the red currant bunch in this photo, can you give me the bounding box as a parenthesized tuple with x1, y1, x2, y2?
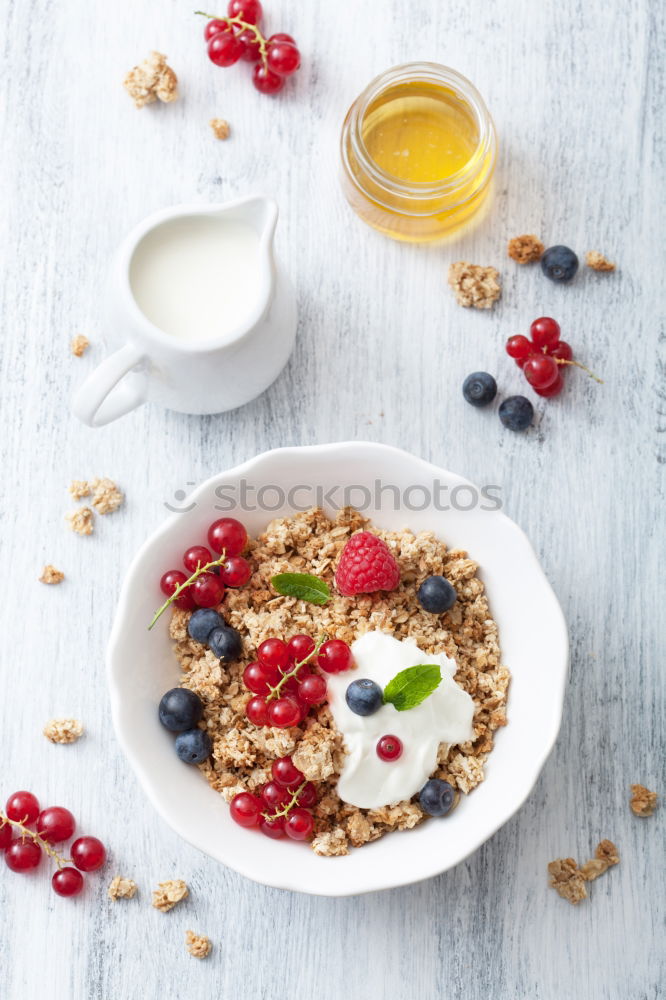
(506, 318, 601, 398)
(505, 318, 568, 397)
(243, 634, 341, 729)
(0, 791, 107, 897)
(153, 517, 251, 628)
(230, 756, 316, 840)
(200, 2, 301, 95)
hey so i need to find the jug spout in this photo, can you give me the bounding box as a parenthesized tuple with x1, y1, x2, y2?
(212, 195, 278, 248)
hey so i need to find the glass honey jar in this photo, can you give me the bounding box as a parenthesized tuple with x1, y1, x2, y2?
(340, 63, 497, 243)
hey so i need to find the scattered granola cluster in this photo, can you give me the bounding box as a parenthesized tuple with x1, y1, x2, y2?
(66, 478, 124, 535)
(185, 930, 212, 959)
(66, 507, 94, 536)
(123, 52, 178, 109)
(630, 783, 657, 817)
(447, 262, 501, 309)
(507, 234, 544, 263)
(548, 839, 619, 905)
(70, 335, 90, 358)
(108, 876, 138, 901)
(170, 507, 509, 856)
(69, 480, 91, 500)
(39, 564, 65, 585)
(43, 718, 84, 744)
(151, 878, 189, 912)
(90, 478, 125, 515)
(585, 250, 616, 272)
(210, 118, 231, 140)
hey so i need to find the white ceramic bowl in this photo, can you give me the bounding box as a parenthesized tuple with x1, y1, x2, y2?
(108, 442, 568, 896)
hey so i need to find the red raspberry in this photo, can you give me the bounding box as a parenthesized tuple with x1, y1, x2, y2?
(335, 532, 400, 597)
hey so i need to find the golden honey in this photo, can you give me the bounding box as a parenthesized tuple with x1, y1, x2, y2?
(340, 64, 497, 243)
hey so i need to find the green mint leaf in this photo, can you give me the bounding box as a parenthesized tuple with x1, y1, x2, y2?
(383, 663, 442, 711)
(270, 573, 331, 606)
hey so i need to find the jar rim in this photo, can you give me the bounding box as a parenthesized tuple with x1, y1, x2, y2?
(344, 62, 496, 201)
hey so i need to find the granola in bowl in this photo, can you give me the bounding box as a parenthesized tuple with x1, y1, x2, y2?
(163, 506, 509, 856)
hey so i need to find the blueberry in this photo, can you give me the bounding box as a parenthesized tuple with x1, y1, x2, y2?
(159, 688, 203, 732)
(540, 245, 579, 283)
(462, 371, 497, 407)
(174, 728, 212, 764)
(345, 678, 384, 716)
(419, 779, 456, 817)
(417, 576, 457, 614)
(187, 608, 225, 644)
(498, 395, 534, 432)
(208, 625, 243, 662)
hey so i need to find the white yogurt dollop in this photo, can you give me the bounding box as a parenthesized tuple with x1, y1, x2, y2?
(326, 631, 474, 809)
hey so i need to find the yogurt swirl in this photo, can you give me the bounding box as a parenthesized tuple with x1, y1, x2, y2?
(326, 631, 474, 809)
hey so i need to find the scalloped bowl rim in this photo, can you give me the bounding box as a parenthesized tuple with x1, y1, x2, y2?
(107, 442, 568, 896)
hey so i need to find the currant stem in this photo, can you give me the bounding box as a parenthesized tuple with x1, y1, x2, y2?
(555, 358, 604, 383)
(195, 10, 269, 65)
(0, 812, 72, 869)
(261, 781, 307, 822)
(148, 550, 227, 630)
(265, 634, 328, 702)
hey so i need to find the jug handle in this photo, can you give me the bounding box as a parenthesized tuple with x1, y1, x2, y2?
(72, 344, 147, 427)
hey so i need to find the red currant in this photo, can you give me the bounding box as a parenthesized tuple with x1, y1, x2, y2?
(183, 545, 212, 573)
(230, 792, 261, 828)
(237, 28, 262, 61)
(207, 518, 247, 556)
(377, 735, 403, 761)
(5, 839, 41, 871)
(228, 0, 262, 24)
(219, 555, 251, 588)
(259, 814, 285, 838)
(0, 820, 13, 850)
(296, 782, 317, 808)
(191, 573, 225, 608)
(204, 18, 232, 41)
(266, 41, 301, 77)
(37, 807, 75, 844)
(530, 316, 561, 350)
(246, 695, 269, 726)
(6, 791, 40, 825)
(506, 335, 533, 367)
(523, 354, 560, 390)
(291, 665, 311, 683)
(268, 32, 296, 46)
(177, 593, 197, 611)
(208, 32, 245, 66)
(252, 64, 284, 95)
(287, 634, 316, 664)
(533, 372, 565, 397)
(267, 697, 300, 728)
(52, 867, 84, 897)
(243, 662, 271, 694)
(271, 756, 304, 789)
(160, 570, 196, 611)
(284, 808, 313, 841)
(258, 638, 289, 671)
(549, 341, 573, 362)
(71, 836, 106, 872)
(279, 678, 301, 701)
(298, 674, 327, 705)
(317, 639, 352, 674)
(295, 696, 310, 724)
(260, 781, 290, 809)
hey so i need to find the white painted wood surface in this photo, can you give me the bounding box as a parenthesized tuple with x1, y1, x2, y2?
(0, 0, 663, 996)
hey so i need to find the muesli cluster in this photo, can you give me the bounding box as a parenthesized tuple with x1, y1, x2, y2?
(154, 506, 509, 856)
(548, 839, 620, 905)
